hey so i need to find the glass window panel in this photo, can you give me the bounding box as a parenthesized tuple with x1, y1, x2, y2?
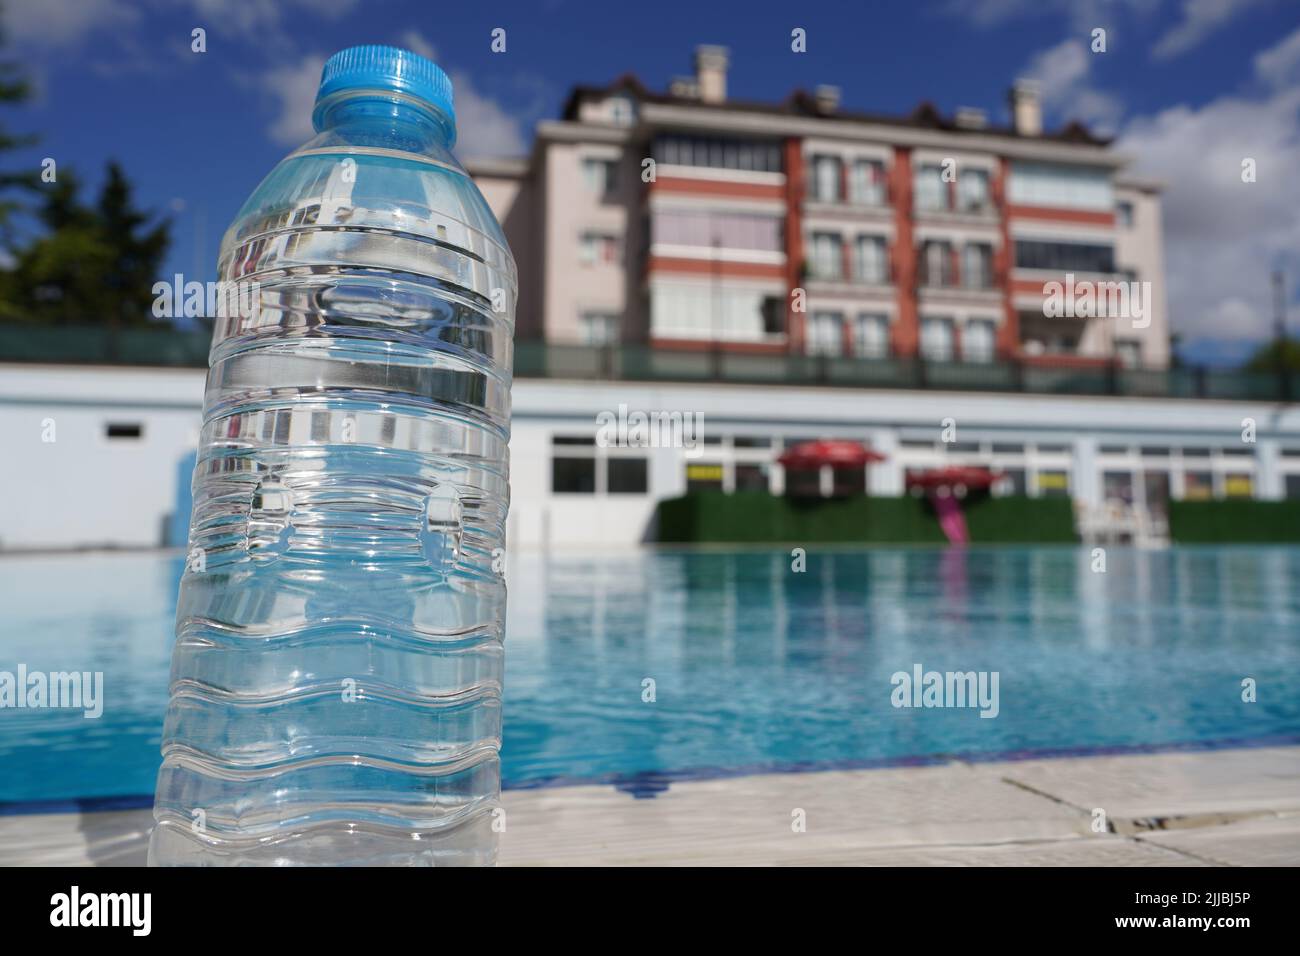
(853, 313, 889, 358)
(608, 458, 648, 494)
(920, 316, 955, 361)
(552, 457, 596, 493)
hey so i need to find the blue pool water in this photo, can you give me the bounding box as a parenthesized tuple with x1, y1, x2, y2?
(2, 546, 1299, 806)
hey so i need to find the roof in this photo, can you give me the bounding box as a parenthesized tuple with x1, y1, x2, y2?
(561, 74, 1112, 147)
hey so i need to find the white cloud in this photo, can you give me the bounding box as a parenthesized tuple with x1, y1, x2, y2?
(1151, 0, 1263, 61)
(946, 0, 1161, 32)
(261, 35, 528, 159)
(449, 78, 529, 158)
(190, 0, 357, 47)
(1021, 38, 1125, 133)
(397, 30, 438, 63)
(395, 30, 528, 159)
(262, 53, 326, 147)
(0, 0, 137, 47)
(1254, 25, 1300, 89)
(1116, 35, 1300, 345)
(1, 0, 357, 51)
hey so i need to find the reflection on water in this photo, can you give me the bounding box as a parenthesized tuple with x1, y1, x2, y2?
(2, 547, 1299, 803)
(507, 546, 1300, 786)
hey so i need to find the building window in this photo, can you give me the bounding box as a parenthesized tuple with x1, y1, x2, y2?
(808, 311, 844, 356)
(1116, 200, 1134, 227)
(686, 462, 724, 492)
(735, 463, 770, 492)
(963, 319, 996, 363)
(582, 157, 617, 196)
(1008, 162, 1114, 211)
(579, 231, 619, 266)
(1014, 239, 1115, 273)
(919, 240, 955, 287)
(761, 296, 786, 336)
(608, 96, 635, 125)
(1183, 471, 1213, 500)
(1285, 474, 1300, 499)
(608, 458, 649, 494)
(853, 313, 890, 358)
(958, 169, 990, 212)
(579, 312, 619, 346)
(652, 209, 782, 252)
(915, 164, 947, 211)
(998, 468, 1027, 496)
(1036, 470, 1070, 497)
(1116, 340, 1141, 369)
(854, 235, 888, 284)
(833, 467, 867, 497)
(962, 243, 994, 289)
(1223, 474, 1254, 498)
(652, 135, 782, 173)
(810, 232, 843, 280)
(105, 422, 143, 440)
(919, 316, 955, 361)
(811, 154, 842, 202)
(1103, 470, 1135, 504)
(850, 159, 885, 205)
(553, 457, 596, 493)
(651, 282, 786, 341)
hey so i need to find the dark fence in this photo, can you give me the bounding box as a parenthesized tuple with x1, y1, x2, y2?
(2, 325, 1294, 402)
(515, 342, 1296, 401)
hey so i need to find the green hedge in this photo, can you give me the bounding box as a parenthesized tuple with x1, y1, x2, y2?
(655, 492, 1078, 544)
(1169, 500, 1300, 543)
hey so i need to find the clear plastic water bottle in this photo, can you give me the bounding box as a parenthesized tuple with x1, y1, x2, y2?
(149, 46, 514, 866)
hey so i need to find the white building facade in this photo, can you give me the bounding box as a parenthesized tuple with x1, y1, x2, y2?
(4, 363, 1299, 550)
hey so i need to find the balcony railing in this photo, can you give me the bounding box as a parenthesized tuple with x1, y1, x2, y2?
(0, 324, 1294, 403)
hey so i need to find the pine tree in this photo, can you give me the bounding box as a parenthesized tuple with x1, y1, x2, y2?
(0, 161, 170, 326)
(0, 18, 35, 247)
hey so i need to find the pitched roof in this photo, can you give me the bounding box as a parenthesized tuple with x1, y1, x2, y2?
(561, 75, 1113, 147)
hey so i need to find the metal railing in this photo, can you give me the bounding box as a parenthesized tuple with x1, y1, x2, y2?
(1, 324, 1294, 402)
(514, 341, 1297, 402)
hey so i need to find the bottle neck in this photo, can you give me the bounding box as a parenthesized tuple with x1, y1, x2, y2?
(311, 90, 456, 149)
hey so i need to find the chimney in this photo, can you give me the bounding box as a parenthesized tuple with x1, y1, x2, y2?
(670, 76, 700, 99)
(1008, 79, 1042, 136)
(954, 106, 987, 130)
(694, 45, 729, 103)
(814, 85, 841, 114)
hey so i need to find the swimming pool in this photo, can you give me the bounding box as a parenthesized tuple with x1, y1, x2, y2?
(2, 546, 1298, 808)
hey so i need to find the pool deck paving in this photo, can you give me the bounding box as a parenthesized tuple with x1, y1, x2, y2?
(3, 745, 1298, 866)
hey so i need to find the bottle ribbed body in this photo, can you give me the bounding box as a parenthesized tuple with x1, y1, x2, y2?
(149, 132, 515, 865)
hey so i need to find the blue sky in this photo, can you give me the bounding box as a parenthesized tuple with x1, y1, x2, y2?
(5, 0, 1300, 364)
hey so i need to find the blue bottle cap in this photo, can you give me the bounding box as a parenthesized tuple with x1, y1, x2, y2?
(315, 44, 455, 129)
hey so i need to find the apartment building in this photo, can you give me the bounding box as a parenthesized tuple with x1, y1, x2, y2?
(10, 48, 1265, 553)
(471, 46, 1169, 370)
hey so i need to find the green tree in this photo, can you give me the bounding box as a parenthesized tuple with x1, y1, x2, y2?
(0, 161, 170, 326)
(0, 17, 35, 246)
(1244, 337, 1300, 373)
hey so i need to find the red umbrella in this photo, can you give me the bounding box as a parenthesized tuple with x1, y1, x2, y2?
(906, 466, 1003, 493)
(778, 440, 886, 470)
